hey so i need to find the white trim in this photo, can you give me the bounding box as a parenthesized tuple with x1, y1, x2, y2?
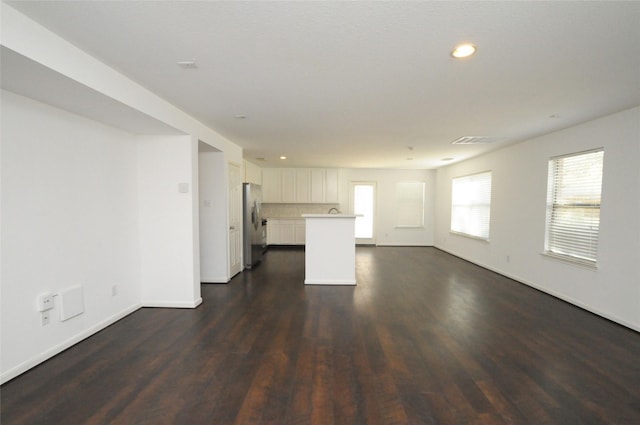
(541, 251, 598, 270)
(450, 230, 490, 242)
(304, 279, 356, 285)
(141, 298, 203, 308)
(375, 243, 434, 247)
(0, 304, 142, 385)
(436, 246, 639, 333)
(201, 276, 231, 283)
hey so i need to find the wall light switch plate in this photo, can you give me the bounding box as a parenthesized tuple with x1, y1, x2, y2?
(178, 182, 189, 193)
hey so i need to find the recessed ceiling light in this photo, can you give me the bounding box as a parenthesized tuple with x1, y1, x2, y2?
(177, 61, 198, 69)
(280, 156, 287, 160)
(450, 43, 476, 59)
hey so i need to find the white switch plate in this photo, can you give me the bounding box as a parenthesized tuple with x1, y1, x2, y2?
(178, 182, 189, 193)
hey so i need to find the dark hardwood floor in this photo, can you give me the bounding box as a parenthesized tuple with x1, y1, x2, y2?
(2, 247, 639, 424)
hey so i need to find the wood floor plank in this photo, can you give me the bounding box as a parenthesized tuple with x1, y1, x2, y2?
(2, 247, 639, 424)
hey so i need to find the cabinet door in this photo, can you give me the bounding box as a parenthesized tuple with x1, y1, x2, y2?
(268, 221, 283, 245)
(310, 169, 325, 203)
(280, 220, 295, 244)
(262, 169, 282, 203)
(325, 169, 340, 203)
(295, 169, 311, 203)
(281, 169, 296, 203)
(294, 220, 306, 245)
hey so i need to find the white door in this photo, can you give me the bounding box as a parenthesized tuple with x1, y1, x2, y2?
(350, 182, 376, 245)
(228, 163, 242, 276)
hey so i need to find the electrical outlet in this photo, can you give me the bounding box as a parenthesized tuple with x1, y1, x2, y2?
(506, 255, 511, 263)
(112, 285, 118, 296)
(37, 292, 54, 311)
(41, 311, 50, 326)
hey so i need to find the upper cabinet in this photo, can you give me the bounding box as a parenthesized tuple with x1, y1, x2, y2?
(262, 168, 283, 202)
(243, 160, 262, 185)
(325, 169, 340, 203)
(281, 169, 296, 203)
(310, 169, 325, 203)
(262, 168, 340, 204)
(295, 168, 311, 203)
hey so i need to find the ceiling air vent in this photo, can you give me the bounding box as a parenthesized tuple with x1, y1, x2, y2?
(451, 136, 498, 145)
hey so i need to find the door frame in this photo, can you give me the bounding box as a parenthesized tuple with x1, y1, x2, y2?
(349, 181, 377, 245)
(228, 161, 242, 277)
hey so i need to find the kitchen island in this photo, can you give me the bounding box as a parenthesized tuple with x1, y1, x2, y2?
(302, 214, 357, 285)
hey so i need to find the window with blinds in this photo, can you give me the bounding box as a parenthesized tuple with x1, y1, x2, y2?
(545, 149, 604, 266)
(450, 171, 492, 239)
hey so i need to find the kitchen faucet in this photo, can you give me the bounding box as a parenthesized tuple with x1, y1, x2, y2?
(327, 207, 341, 214)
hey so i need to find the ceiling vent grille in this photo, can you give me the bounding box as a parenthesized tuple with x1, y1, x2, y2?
(451, 136, 498, 145)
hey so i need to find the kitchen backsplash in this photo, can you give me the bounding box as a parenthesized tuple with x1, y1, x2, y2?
(262, 203, 341, 218)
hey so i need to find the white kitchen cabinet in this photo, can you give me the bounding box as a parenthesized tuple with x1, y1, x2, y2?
(281, 169, 296, 203)
(294, 220, 306, 244)
(267, 219, 305, 245)
(262, 168, 340, 204)
(280, 220, 295, 243)
(295, 168, 311, 203)
(266, 220, 279, 245)
(310, 169, 325, 203)
(262, 168, 282, 203)
(325, 169, 340, 203)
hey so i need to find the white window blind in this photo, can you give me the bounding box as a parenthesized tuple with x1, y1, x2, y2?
(451, 171, 492, 239)
(396, 182, 425, 227)
(545, 149, 604, 265)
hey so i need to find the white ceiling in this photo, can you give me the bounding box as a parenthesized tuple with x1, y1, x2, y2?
(6, 1, 640, 169)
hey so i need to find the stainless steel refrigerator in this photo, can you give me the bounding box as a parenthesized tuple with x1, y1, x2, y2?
(243, 183, 266, 268)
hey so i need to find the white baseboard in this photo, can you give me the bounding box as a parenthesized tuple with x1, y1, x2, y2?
(435, 246, 640, 333)
(375, 243, 434, 247)
(201, 276, 230, 283)
(141, 297, 202, 308)
(304, 279, 356, 285)
(1, 303, 141, 385)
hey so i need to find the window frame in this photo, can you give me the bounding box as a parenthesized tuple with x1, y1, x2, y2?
(543, 148, 604, 268)
(450, 170, 492, 241)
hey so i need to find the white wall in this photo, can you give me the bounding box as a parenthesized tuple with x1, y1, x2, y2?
(0, 3, 241, 158)
(1, 90, 142, 382)
(1, 5, 245, 382)
(434, 107, 640, 331)
(137, 135, 202, 308)
(199, 149, 229, 282)
(340, 168, 436, 246)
